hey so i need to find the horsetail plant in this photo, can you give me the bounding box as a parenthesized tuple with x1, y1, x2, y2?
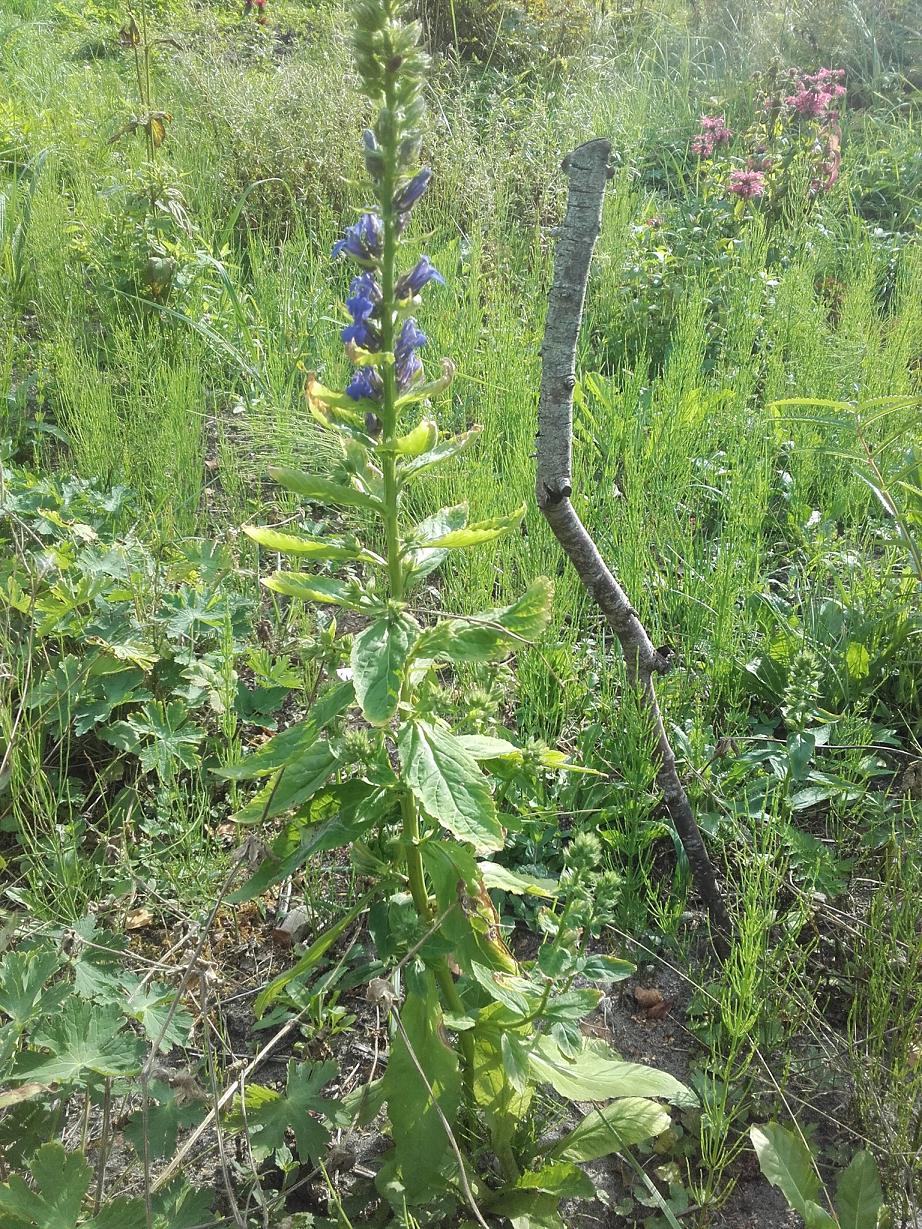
(225, 1, 693, 1219)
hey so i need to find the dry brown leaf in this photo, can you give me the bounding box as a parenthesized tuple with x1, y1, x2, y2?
(633, 985, 664, 1009)
(125, 906, 154, 931)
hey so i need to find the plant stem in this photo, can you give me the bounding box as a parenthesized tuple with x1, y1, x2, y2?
(377, 70, 475, 1094)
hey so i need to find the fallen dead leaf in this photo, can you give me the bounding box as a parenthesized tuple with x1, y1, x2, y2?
(633, 985, 664, 1009)
(125, 906, 154, 931)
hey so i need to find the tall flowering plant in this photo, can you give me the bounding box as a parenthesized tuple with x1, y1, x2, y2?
(226, 0, 691, 1219)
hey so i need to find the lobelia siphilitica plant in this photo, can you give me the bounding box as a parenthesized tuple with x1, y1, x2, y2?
(227, 1, 695, 1223)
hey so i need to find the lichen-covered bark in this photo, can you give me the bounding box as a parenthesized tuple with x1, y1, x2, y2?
(536, 137, 731, 957)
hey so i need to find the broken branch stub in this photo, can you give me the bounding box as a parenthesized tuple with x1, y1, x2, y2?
(536, 137, 732, 958)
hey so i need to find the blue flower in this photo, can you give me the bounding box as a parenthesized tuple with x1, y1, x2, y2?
(333, 212, 384, 265)
(394, 168, 432, 215)
(395, 255, 445, 300)
(345, 367, 383, 401)
(395, 317, 426, 390)
(341, 273, 382, 348)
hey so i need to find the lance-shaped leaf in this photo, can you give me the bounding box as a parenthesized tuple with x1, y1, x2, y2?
(415, 578, 554, 664)
(229, 783, 390, 903)
(398, 426, 482, 481)
(530, 1036, 695, 1106)
(398, 720, 503, 854)
(352, 614, 417, 725)
(244, 525, 381, 564)
(263, 572, 380, 612)
(550, 1099, 672, 1162)
(478, 861, 558, 897)
(749, 1123, 824, 1220)
(267, 466, 383, 513)
(380, 974, 462, 1203)
(233, 740, 340, 824)
(425, 506, 525, 549)
(402, 505, 467, 587)
(217, 681, 354, 780)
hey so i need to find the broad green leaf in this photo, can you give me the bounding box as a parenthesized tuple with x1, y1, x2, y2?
(487, 1188, 566, 1228)
(0, 945, 66, 1031)
(530, 1036, 695, 1106)
(421, 842, 518, 974)
(151, 1183, 213, 1229)
(15, 1000, 143, 1085)
(351, 614, 417, 725)
(398, 720, 503, 854)
(244, 525, 378, 563)
(405, 505, 468, 547)
(217, 681, 354, 779)
(226, 1060, 340, 1164)
(835, 1150, 883, 1229)
(426, 506, 525, 549)
(473, 1003, 534, 1156)
(749, 1123, 821, 1218)
(395, 418, 438, 457)
(267, 466, 382, 512)
(398, 427, 482, 480)
(478, 861, 558, 897)
(416, 578, 554, 664)
(380, 973, 461, 1203)
(804, 1202, 840, 1229)
(0, 1142, 89, 1229)
(551, 1098, 671, 1162)
(262, 572, 374, 611)
(254, 890, 374, 1015)
(470, 962, 537, 1017)
(456, 735, 521, 760)
(233, 740, 340, 824)
(512, 1161, 596, 1199)
(122, 978, 194, 1050)
(229, 783, 386, 903)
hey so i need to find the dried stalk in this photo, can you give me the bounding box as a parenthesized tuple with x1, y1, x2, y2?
(536, 137, 731, 957)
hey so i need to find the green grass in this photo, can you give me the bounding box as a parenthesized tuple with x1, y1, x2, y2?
(1, 0, 921, 1219)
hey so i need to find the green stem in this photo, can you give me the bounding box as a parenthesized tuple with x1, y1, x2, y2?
(377, 71, 475, 1096)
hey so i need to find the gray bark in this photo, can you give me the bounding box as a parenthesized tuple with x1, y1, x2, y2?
(536, 137, 731, 958)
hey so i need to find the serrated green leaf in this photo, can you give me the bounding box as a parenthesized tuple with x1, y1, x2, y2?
(0, 1142, 89, 1229)
(398, 427, 481, 480)
(262, 573, 370, 610)
(749, 1123, 821, 1218)
(0, 945, 66, 1032)
(267, 467, 382, 512)
(244, 525, 376, 563)
(551, 1098, 671, 1162)
(122, 978, 194, 1051)
(226, 1060, 340, 1164)
(351, 615, 416, 725)
(478, 862, 558, 897)
(398, 720, 503, 854)
(415, 578, 554, 664)
(835, 1150, 883, 1229)
(426, 506, 525, 549)
(530, 1037, 695, 1106)
(15, 1000, 143, 1085)
(217, 681, 354, 780)
(124, 1082, 207, 1160)
(151, 1182, 213, 1229)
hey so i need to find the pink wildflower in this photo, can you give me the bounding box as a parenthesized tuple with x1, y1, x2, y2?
(700, 114, 733, 143)
(728, 169, 766, 199)
(691, 133, 715, 157)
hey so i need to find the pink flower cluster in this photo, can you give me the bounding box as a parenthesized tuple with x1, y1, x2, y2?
(691, 114, 733, 158)
(783, 67, 845, 121)
(728, 169, 765, 199)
